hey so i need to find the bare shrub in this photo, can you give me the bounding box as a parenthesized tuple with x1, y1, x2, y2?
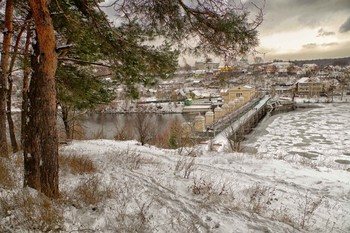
(150, 131, 170, 148)
(269, 191, 324, 230)
(59, 120, 86, 141)
(111, 199, 154, 232)
(71, 176, 114, 206)
(270, 205, 296, 228)
(225, 127, 243, 152)
(167, 119, 195, 149)
(149, 119, 196, 151)
(133, 106, 156, 145)
(298, 157, 318, 169)
(0, 189, 63, 231)
(92, 127, 106, 139)
(174, 157, 196, 179)
(190, 177, 228, 196)
(114, 123, 134, 141)
(102, 181, 155, 232)
(0, 158, 16, 189)
(297, 191, 323, 230)
(59, 154, 97, 175)
(246, 184, 277, 214)
(274, 152, 288, 160)
(108, 149, 156, 170)
(178, 145, 200, 157)
(168, 210, 209, 232)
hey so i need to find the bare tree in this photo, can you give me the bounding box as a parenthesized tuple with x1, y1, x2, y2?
(133, 106, 156, 146)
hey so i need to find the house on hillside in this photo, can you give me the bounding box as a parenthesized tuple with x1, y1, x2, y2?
(295, 77, 324, 97)
(272, 84, 293, 96)
(228, 85, 256, 101)
(195, 61, 220, 71)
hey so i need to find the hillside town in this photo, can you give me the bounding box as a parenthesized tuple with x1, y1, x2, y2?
(90, 58, 350, 114)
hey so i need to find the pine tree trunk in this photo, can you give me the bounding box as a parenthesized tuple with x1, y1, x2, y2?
(0, 0, 13, 158)
(24, 0, 59, 198)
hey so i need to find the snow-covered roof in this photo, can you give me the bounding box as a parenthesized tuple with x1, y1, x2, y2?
(297, 77, 310, 83)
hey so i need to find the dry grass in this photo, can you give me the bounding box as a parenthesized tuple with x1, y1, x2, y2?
(0, 189, 63, 232)
(68, 176, 114, 206)
(246, 184, 277, 215)
(110, 199, 154, 232)
(59, 153, 97, 175)
(0, 158, 16, 189)
(190, 177, 228, 196)
(174, 156, 196, 179)
(108, 149, 157, 170)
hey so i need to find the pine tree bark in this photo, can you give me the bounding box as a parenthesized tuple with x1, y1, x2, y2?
(0, 0, 13, 158)
(24, 0, 59, 198)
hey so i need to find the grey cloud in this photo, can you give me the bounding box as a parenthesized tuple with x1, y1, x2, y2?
(302, 42, 338, 49)
(317, 29, 335, 37)
(265, 40, 350, 61)
(258, 0, 350, 35)
(321, 42, 338, 47)
(339, 17, 350, 33)
(303, 43, 317, 49)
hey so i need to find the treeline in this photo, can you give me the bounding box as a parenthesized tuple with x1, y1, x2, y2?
(291, 57, 350, 67)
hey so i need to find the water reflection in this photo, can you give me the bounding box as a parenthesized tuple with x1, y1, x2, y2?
(80, 113, 195, 139)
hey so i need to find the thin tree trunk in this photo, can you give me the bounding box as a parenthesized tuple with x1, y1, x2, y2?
(5, 22, 26, 153)
(24, 0, 59, 198)
(6, 74, 18, 152)
(21, 25, 31, 145)
(0, 0, 14, 158)
(71, 107, 76, 139)
(61, 105, 71, 139)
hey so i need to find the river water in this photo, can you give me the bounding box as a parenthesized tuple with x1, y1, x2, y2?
(79, 113, 194, 139)
(243, 103, 350, 166)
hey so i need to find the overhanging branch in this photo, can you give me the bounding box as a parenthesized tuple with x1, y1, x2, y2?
(58, 57, 112, 68)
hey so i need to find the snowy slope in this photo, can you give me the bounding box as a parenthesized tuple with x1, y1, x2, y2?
(54, 139, 350, 232)
(1, 103, 350, 232)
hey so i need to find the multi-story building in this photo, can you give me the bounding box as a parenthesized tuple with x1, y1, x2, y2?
(227, 85, 256, 102)
(295, 77, 324, 97)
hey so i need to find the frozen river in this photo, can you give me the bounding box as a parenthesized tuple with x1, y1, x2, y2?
(244, 103, 350, 166)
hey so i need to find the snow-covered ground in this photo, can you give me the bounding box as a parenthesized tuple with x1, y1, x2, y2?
(1, 103, 350, 232)
(60, 139, 350, 232)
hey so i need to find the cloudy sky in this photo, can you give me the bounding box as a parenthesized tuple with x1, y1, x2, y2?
(101, 0, 350, 64)
(255, 0, 350, 62)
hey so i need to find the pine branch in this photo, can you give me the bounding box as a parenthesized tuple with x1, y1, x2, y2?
(58, 57, 112, 68)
